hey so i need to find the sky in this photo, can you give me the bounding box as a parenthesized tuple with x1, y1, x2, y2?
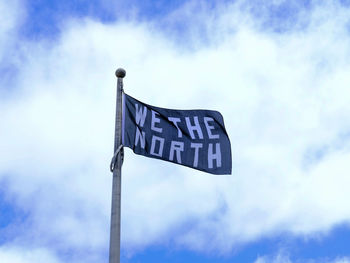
(1, 0, 350, 262)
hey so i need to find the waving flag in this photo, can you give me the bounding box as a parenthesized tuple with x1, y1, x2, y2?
(122, 93, 232, 174)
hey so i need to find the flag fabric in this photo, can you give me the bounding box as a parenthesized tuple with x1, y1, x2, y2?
(122, 93, 232, 174)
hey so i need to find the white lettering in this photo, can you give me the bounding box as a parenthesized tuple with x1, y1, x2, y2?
(135, 128, 146, 149)
(208, 143, 222, 169)
(135, 104, 147, 127)
(168, 117, 182, 138)
(150, 136, 164, 157)
(191, 143, 203, 167)
(185, 116, 203, 139)
(151, 110, 163, 133)
(169, 141, 184, 164)
(204, 117, 219, 139)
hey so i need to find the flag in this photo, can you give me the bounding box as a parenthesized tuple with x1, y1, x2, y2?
(122, 93, 232, 174)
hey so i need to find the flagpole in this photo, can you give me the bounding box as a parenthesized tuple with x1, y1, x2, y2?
(109, 68, 125, 263)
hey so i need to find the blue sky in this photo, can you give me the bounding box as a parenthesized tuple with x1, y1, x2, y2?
(1, 0, 350, 262)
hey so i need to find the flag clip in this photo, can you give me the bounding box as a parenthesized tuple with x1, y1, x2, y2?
(110, 145, 124, 172)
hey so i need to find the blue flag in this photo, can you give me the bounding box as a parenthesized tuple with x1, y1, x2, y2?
(122, 93, 232, 174)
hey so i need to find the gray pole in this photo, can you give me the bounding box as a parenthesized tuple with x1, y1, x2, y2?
(109, 68, 126, 263)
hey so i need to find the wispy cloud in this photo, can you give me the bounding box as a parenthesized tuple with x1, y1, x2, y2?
(255, 252, 350, 263)
(0, 246, 61, 263)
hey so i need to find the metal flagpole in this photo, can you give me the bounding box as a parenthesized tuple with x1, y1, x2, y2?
(109, 68, 126, 263)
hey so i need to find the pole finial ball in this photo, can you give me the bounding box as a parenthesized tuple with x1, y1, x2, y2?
(115, 68, 126, 78)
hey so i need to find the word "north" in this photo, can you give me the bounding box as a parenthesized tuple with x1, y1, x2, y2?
(133, 103, 222, 169)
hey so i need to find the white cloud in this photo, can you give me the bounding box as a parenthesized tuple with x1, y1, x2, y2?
(255, 252, 292, 263)
(254, 253, 350, 263)
(0, 0, 23, 59)
(1, 0, 350, 260)
(0, 246, 61, 263)
(0, 0, 22, 37)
